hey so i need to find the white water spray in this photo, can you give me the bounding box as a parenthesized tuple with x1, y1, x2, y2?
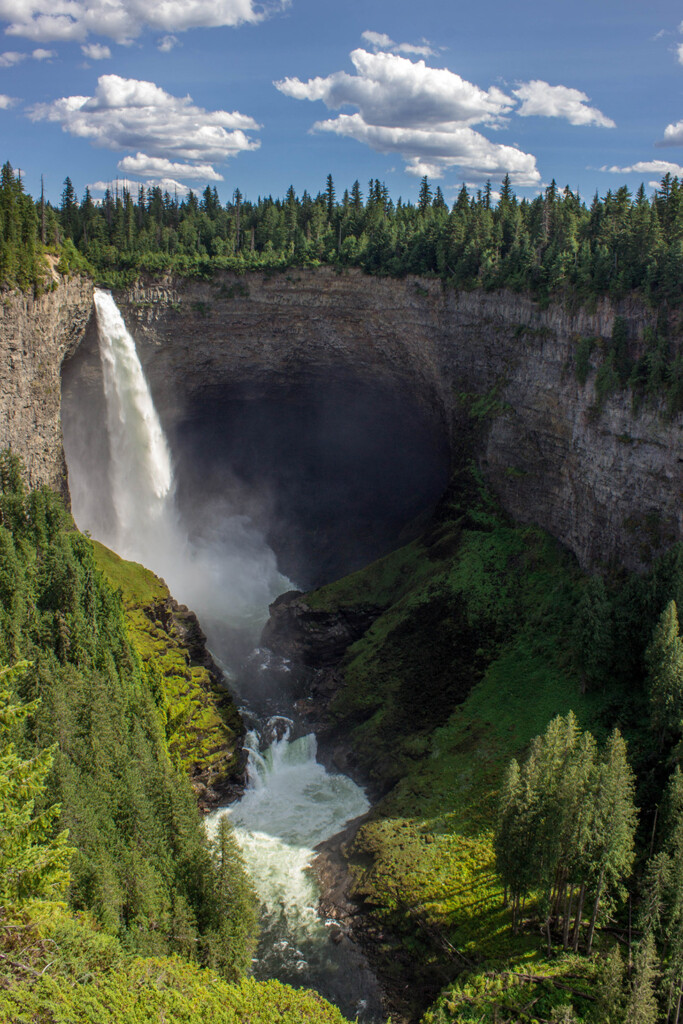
(65, 290, 381, 1018)
(72, 289, 289, 635)
(207, 718, 371, 1002)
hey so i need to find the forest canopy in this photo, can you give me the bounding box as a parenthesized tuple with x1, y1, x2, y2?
(3, 161, 683, 306)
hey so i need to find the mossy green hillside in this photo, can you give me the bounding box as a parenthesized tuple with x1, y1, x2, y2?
(0, 912, 351, 1024)
(92, 541, 243, 788)
(304, 473, 639, 1017)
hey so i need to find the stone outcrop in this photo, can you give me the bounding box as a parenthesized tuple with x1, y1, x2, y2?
(261, 590, 382, 666)
(0, 276, 93, 498)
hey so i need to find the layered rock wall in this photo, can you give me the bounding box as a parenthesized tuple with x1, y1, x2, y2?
(115, 268, 681, 571)
(2, 267, 681, 573)
(0, 277, 93, 498)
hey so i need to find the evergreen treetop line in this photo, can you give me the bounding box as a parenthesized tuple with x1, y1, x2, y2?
(2, 160, 683, 306)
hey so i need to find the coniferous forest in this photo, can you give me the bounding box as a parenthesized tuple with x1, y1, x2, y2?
(2, 161, 683, 307)
(4, 150, 683, 1023)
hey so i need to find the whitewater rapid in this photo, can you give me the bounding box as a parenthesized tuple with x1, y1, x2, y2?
(64, 289, 382, 1019)
(207, 721, 370, 993)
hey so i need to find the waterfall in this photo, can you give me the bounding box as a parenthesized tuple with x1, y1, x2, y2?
(93, 289, 180, 567)
(65, 290, 382, 1020)
(206, 718, 375, 1017)
(71, 289, 289, 636)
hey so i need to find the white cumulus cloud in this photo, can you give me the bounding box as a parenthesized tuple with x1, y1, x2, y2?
(513, 80, 615, 127)
(0, 0, 285, 44)
(88, 175, 190, 195)
(29, 73, 260, 182)
(81, 41, 110, 58)
(658, 118, 683, 146)
(601, 159, 683, 176)
(31, 45, 53, 57)
(118, 153, 222, 180)
(157, 33, 177, 52)
(0, 91, 12, 105)
(276, 47, 539, 185)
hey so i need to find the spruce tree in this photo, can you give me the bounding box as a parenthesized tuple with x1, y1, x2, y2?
(646, 600, 683, 747)
(624, 934, 659, 1024)
(0, 664, 72, 913)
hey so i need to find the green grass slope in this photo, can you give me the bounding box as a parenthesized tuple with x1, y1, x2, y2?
(305, 470, 648, 1019)
(92, 541, 243, 793)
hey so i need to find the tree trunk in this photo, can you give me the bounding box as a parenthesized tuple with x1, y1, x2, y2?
(585, 867, 605, 955)
(674, 982, 683, 1024)
(628, 897, 632, 977)
(650, 806, 659, 858)
(572, 882, 586, 952)
(563, 885, 575, 949)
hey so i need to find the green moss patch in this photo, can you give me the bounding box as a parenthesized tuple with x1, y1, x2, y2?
(92, 542, 243, 790)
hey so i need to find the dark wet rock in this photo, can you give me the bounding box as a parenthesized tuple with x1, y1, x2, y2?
(261, 590, 382, 666)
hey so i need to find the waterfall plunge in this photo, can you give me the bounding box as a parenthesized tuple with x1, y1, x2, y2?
(66, 291, 381, 1020)
(207, 719, 373, 1014)
(94, 289, 177, 563)
(73, 289, 290, 637)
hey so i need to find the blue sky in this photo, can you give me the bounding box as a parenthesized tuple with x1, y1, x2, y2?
(0, 0, 682, 206)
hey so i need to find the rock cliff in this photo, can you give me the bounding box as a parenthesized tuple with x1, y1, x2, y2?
(109, 268, 680, 573)
(3, 267, 682, 574)
(0, 276, 93, 498)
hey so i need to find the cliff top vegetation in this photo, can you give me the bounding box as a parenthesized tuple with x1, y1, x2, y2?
(3, 160, 683, 310)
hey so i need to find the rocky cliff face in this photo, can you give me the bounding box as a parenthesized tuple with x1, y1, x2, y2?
(0, 276, 93, 498)
(4, 268, 681, 574)
(107, 268, 680, 573)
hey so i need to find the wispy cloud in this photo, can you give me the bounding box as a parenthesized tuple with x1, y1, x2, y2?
(81, 42, 110, 59)
(157, 34, 177, 53)
(0, 49, 24, 65)
(361, 29, 437, 58)
(0, 45, 53, 65)
(601, 159, 683, 175)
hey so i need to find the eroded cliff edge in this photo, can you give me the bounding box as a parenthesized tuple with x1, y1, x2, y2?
(3, 267, 681, 574)
(107, 267, 681, 573)
(0, 276, 93, 498)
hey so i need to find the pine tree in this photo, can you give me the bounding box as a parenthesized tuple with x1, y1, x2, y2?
(584, 729, 637, 954)
(624, 934, 659, 1024)
(594, 945, 626, 1024)
(0, 663, 73, 913)
(325, 174, 336, 220)
(202, 814, 259, 981)
(418, 175, 432, 213)
(646, 600, 683, 747)
(574, 576, 613, 692)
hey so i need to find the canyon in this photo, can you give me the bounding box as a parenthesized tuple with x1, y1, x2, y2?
(3, 266, 680, 576)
